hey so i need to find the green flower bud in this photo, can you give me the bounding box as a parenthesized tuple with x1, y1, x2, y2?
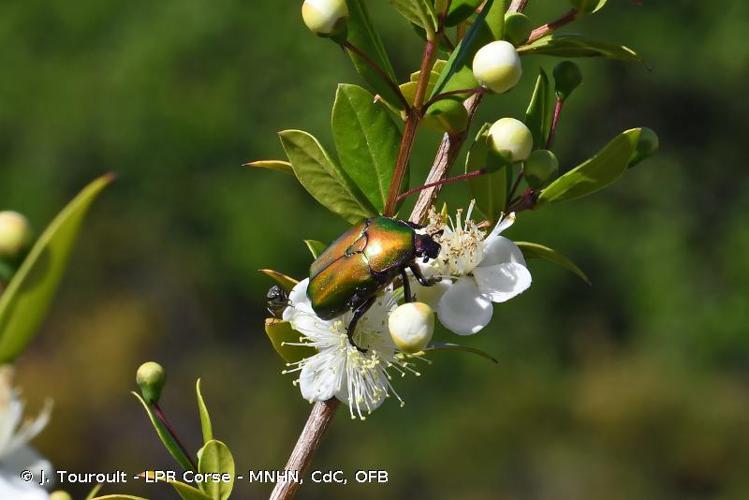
(553, 61, 582, 101)
(302, 0, 348, 38)
(50, 492, 73, 500)
(388, 302, 434, 354)
(136, 361, 166, 404)
(504, 13, 533, 46)
(629, 127, 659, 167)
(524, 150, 559, 189)
(0, 211, 33, 261)
(472, 41, 523, 94)
(488, 118, 533, 162)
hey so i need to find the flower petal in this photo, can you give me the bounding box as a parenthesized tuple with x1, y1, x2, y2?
(298, 351, 343, 403)
(437, 277, 493, 335)
(483, 212, 516, 249)
(0, 445, 53, 498)
(283, 278, 314, 321)
(473, 261, 532, 303)
(411, 278, 451, 309)
(480, 234, 527, 268)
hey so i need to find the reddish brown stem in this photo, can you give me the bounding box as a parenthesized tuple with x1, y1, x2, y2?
(526, 9, 579, 44)
(398, 168, 488, 203)
(546, 97, 564, 149)
(384, 36, 440, 216)
(270, 399, 340, 500)
(423, 87, 485, 112)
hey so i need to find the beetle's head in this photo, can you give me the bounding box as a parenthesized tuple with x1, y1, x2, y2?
(414, 233, 441, 263)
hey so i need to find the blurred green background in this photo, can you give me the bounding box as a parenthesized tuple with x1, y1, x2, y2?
(2, 1, 749, 499)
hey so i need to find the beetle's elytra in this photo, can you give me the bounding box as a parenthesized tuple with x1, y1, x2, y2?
(307, 217, 441, 349)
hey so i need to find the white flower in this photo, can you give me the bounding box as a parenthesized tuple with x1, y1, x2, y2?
(0, 366, 53, 500)
(417, 202, 532, 335)
(282, 280, 419, 420)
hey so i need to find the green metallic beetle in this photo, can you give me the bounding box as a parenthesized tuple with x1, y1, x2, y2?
(307, 217, 441, 348)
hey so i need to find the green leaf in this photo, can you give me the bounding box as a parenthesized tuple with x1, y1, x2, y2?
(279, 130, 375, 224)
(86, 484, 104, 500)
(518, 34, 641, 63)
(332, 84, 402, 213)
(196, 379, 213, 445)
(265, 318, 316, 364)
(0, 174, 113, 363)
(258, 269, 298, 292)
(465, 124, 508, 225)
(243, 160, 294, 175)
(90, 496, 149, 500)
(516, 241, 591, 285)
(524, 69, 552, 149)
(132, 392, 195, 471)
(169, 481, 212, 500)
(574, 0, 608, 13)
(198, 440, 235, 500)
(389, 0, 438, 37)
(345, 0, 401, 106)
(444, 0, 483, 26)
(538, 128, 642, 204)
(423, 342, 498, 364)
(304, 240, 327, 259)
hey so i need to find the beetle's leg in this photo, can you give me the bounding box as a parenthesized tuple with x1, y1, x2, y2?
(409, 264, 441, 287)
(347, 296, 376, 353)
(401, 269, 413, 303)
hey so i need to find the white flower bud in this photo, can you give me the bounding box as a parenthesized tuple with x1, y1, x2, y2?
(302, 0, 349, 37)
(488, 117, 533, 162)
(0, 211, 33, 260)
(388, 302, 434, 354)
(472, 40, 523, 94)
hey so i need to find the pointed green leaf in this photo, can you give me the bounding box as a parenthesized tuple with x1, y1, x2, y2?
(196, 379, 213, 445)
(423, 342, 498, 364)
(0, 174, 114, 363)
(169, 481, 212, 500)
(304, 240, 328, 259)
(538, 128, 642, 204)
(132, 392, 194, 471)
(279, 130, 375, 224)
(332, 84, 402, 213)
(444, 0, 483, 26)
(465, 124, 508, 225)
(345, 0, 401, 106)
(573, 0, 608, 14)
(90, 496, 149, 500)
(516, 241, 591, 285)
(524, 69, 552, 149)
(86, 484, 104, 500)
(389, 0, 438, 37)
(518, 34, 641, 63)
(243, 160, 294, 175)
(265, 318, 316, 364)
(258, 269, 298, 292)
(198, 440, 235, 500)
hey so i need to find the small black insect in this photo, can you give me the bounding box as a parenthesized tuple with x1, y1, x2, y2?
(266, 285, 289, 318)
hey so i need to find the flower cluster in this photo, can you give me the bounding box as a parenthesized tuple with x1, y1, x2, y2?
(281, 203, 531, 417)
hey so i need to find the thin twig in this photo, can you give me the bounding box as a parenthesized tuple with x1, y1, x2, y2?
(526, 8, 578, 44)
(270, 399, 340, 500)
(341, 40, 411, 111)
(509, 0, 530, 13)
(398, 168, 487, 204)
(384, 35, 440, 216)
(546, 97, 564, 149)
